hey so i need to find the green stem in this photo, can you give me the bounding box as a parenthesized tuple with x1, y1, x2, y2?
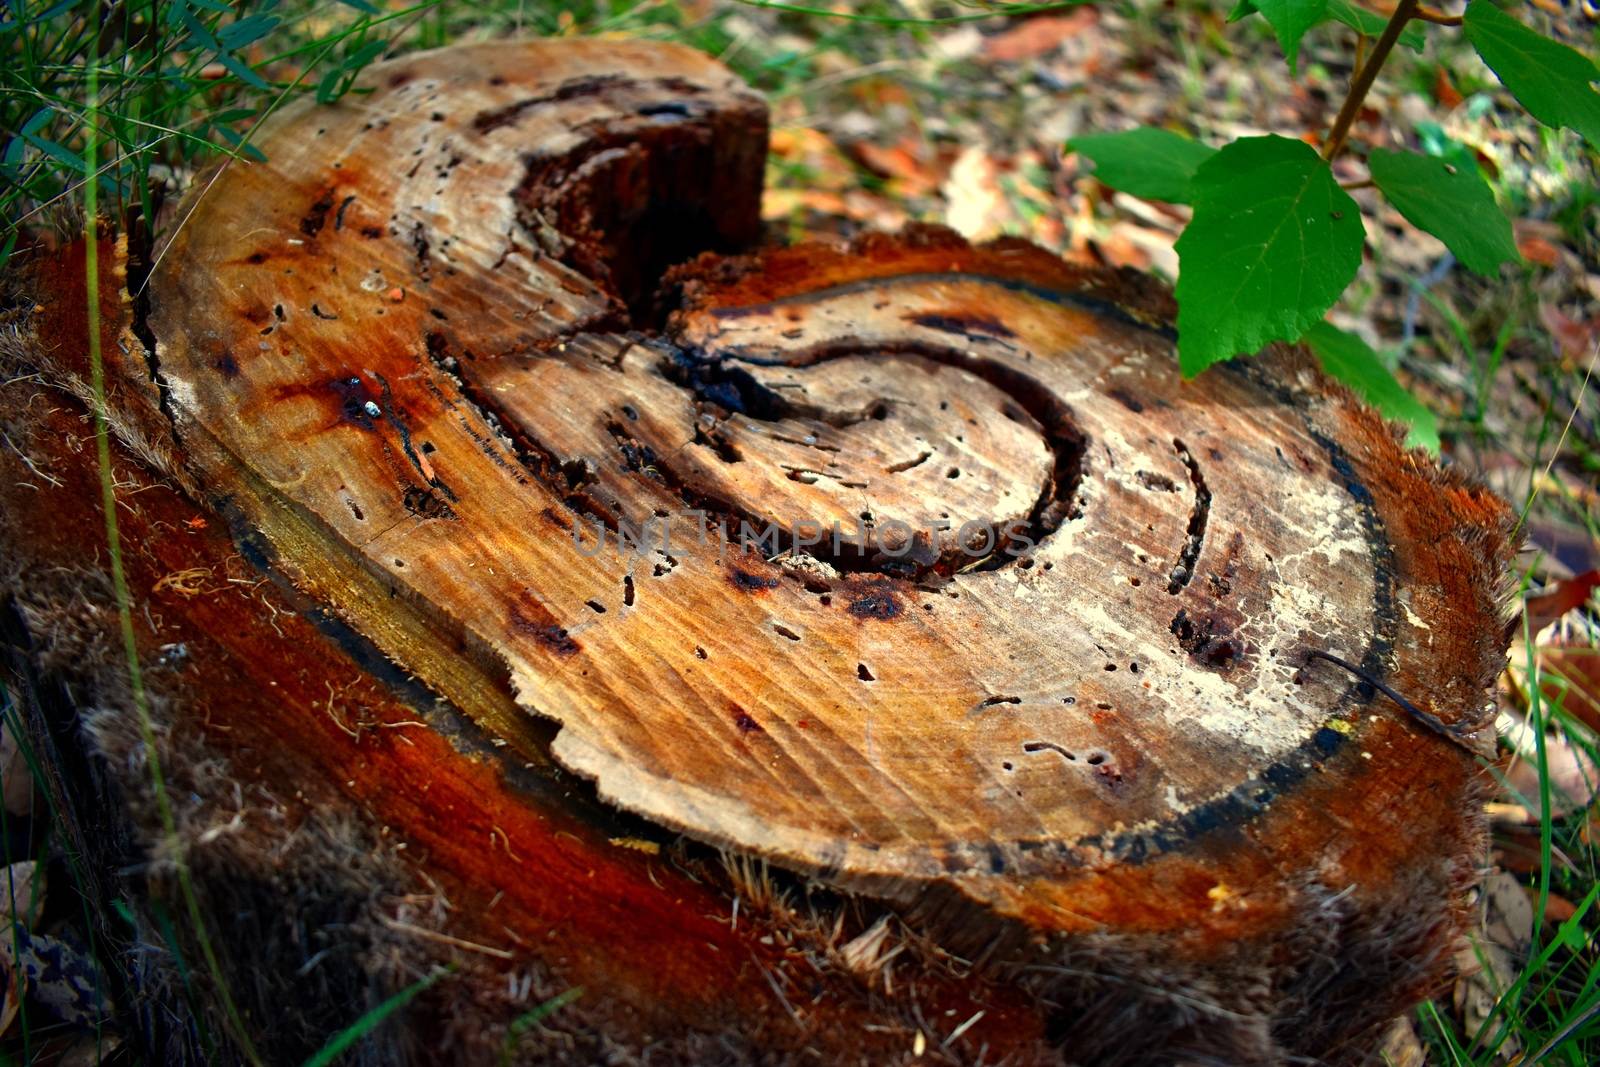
(1322, 0, 1421, 161)
(83, 53, 264, 1067)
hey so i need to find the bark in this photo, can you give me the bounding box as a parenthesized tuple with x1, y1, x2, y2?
(0, 39, 1517, 1067)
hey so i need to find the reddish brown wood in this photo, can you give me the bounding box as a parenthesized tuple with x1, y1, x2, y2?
(0, 38, 1517, 1067)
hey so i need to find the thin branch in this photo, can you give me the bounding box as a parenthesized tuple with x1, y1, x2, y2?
(1323, 0, 1422, 161)
(1413, 5, 1463, 25)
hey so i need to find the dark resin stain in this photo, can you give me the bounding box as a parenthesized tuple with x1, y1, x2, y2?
(909, 311, 1016, 339)
(729, 568, 779, 592)
(1108, 387, 1145, 413)
(848, 592, 903, 620)
(402, 485, 458, 521)
(508, 591, 580, 655)
(327, 376, 380, 429)
(300, 189, 337, 237)
(1170, 607, 1243, 671)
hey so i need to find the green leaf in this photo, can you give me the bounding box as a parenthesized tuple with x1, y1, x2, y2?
(1174, 135, 1365, 376)
(218, 13, 280, 51)
(1368, 148, 1519, 276)
(174, 1, 269, 90)
(211, 123, 267, 163)
(1066, 127, 1217, 204)
(1464, 0, 1600, 144)
(1231, 0, 1425, 52)
(1322, 0, 1426, 51)
(316, 39, 387, 105)
(19, 129, 86, 172)
(1412, 120, 1482, 171)
(1255, 0, 1328, 75)
(1304, 323, 1439, 452)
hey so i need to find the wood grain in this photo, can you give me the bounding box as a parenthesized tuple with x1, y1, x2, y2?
(0, 37, 1519, 1065)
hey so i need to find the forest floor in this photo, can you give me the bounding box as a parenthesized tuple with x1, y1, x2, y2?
(3, 2, 1599, 1064)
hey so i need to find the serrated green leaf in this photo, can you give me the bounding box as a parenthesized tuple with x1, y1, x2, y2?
(1231, 0, 1425, 51)
(1304, 322, 1439, 452)
(1323, 0, 1426, 51)
(1066, 127, 1217, 204)
(1174, 135, 1365, 377)
(1368, 148, 1519, 276)
(1255, 0, 1328, 75)
(1464, 0, 1600, 144)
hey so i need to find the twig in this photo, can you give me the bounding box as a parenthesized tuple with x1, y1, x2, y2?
(1301, 650, 1481, 755)
(1323, 0, 1422, 160)
(1413, 5, 1463, 26)
(379, 916, 514, 960)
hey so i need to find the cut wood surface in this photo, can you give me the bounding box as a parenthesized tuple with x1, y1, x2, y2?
(0, 38, 1518, 1067)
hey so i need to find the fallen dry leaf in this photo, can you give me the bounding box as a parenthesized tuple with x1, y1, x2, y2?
(1499, 709, 1599, 818)
(848, 137, 953, 199)
(982, 10, 1097, 62)
(1, 718, 34, 818)
(1453, 868, 1533, 1060)
(0, 862, 43, 1042)
(1525, 569, 1600, 635)
(943, 145, 1009, 240)
(0, 956, 17, 1040)
(1537, 645, 1600, 734)
(1377, 1014, 1426, 1067)
(1539, 303, 1599, 362)
(11, 931, 111, 1029)
(1515, 221, 1565, 268)
(1433, 66, 1464, 110)
(1517, 236, 1562, 268)
(1, 862, 43, 928)
(1542, 892, 1578, 924)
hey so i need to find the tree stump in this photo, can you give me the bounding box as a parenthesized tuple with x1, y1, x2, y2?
(0, 39, 1518, 1067)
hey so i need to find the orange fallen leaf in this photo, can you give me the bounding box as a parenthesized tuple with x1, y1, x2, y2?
(1525, 569, 1600, 634)
(1517, 235, 1562, 268)
(1542, 892, 1578, 924)
(848, 137, 953, 199)
(982, 10, 1097, 62)
(1433, 66, 1464, 110)
(1538, 645, 1600, 734)
(1539, 304, 1599, 361)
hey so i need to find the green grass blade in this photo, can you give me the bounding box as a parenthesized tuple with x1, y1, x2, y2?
(499, 986, 584, 1066)
(301, 969, 448, 1067)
